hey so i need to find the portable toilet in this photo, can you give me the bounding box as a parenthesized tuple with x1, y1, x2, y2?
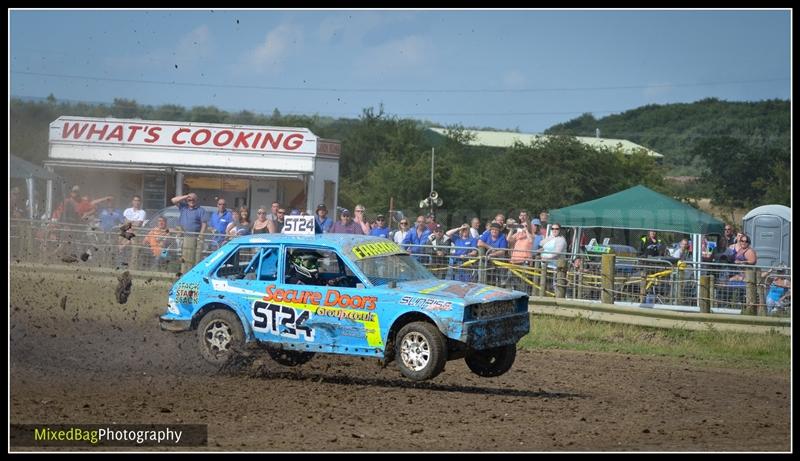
(742, 205, 791, 268)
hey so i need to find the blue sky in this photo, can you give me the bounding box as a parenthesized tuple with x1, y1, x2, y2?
(9, 9, 791, 133)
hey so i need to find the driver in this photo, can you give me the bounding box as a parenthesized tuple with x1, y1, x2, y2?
(286, 252, 322, 285)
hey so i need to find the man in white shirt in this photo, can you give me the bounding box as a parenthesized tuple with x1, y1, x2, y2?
(123, 195, 146, 227)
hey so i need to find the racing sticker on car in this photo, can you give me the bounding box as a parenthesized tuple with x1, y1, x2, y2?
(257, 284, 384, 347)
(351, 241, 403, 260)
(175, 283, 199, 303)
(252, 302, 315, 341)
(399, 296, 453, 311)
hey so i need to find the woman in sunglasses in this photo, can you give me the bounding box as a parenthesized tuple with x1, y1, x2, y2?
(393, 219, 411, 245)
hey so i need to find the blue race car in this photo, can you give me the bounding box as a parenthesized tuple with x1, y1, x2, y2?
(160, 219, 530, 381)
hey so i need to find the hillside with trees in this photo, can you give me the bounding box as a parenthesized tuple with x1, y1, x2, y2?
(10, 96, 788, 224)
(545, 98, 790, 207)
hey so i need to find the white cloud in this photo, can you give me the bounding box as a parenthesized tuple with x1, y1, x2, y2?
(355, 35, 433, 74)
(244, 24, 304, 74)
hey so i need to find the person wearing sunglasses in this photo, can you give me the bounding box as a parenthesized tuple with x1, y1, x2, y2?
(393, 219, 411, 245)
(732, 235, 758, 266)
(538, 223, 567, 268)
(369, 214, 390, 239)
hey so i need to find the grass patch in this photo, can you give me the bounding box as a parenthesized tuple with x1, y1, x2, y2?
(519, 314, 790, 370)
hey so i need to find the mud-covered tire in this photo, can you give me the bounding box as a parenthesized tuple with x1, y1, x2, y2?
(395, 321, 446, 381)
(197, 310, 245, 365)
(266, 347, 316, 366)
(464, 344, 517, 377)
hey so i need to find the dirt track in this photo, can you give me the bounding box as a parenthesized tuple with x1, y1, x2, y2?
(9, 267, 791, 451)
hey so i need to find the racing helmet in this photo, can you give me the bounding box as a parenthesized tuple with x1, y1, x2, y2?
(290, 252, 319, 281)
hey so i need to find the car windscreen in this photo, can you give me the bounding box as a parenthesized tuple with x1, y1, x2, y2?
(354, 253, 436, 286)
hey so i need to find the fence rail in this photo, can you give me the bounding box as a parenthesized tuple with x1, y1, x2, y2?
(10, 219, 791, 318)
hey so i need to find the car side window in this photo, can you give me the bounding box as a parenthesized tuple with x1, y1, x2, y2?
(216, 246, 261, 280)
(259, 248, 278, 282)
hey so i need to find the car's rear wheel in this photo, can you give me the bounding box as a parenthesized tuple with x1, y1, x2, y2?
(464, 344, 517, 377)
(266, 347, 316, 366)
(197, 310, 245, 365)
(395, 322, 446, 381)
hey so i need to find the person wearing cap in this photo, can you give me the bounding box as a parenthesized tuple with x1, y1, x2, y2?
(478, 221, 508, 259)
(353, 204, 371, 234)
(314, 204, 333, 233)
(480, 213, 507, 241)
(329, 209, 363, 234)
(369, 214, 390, 239)
(426, 223, 452, 271)
(446, 224, 479, 281)
(531, 218, 544, 250)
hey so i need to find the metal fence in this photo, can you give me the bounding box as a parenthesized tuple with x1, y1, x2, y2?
(11, 219, 791, 317)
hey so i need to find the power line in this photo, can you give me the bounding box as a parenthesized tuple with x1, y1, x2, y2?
(11, 70, 789, 94)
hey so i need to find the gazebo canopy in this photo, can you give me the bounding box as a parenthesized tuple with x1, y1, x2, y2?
(549, 185, 725, 235)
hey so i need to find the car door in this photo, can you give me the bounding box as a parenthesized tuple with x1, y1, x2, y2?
(270, 245, 379, 354)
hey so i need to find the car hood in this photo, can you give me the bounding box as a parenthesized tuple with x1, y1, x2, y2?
(393, 279, 522, 304)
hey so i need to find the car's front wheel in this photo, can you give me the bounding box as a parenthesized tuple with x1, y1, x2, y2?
(464, 344, 517, 377)
(197, 310, 245, 365)
(395, 322, 446, 381)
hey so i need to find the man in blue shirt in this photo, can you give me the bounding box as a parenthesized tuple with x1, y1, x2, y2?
(171, 192, 208, 273)
(478, 222, 508, 258)
(402, 215, 432, 258)
(209, 198, 233, 250)
(369, 214, 390, 239)
(97, 198, 125, 233)
(315, 204, 333, 233)
(446, 224, 479, 281)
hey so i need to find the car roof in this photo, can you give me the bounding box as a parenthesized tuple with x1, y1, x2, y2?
(226, 234, 407, 260)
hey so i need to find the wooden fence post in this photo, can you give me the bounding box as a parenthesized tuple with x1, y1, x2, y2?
(556, 259, 567, 298)
(538, 259, 547, 297)
(699, 275, 711, 314)
(601, 254, 616, 305)
(745, 268, 759, 316)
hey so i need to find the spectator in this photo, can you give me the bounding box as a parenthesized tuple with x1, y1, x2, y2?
(530, 218, 544, 250)
(667, 238, 691, 261)
(393, 218, 411, 245)
(209, 198, 233, 249)
(123, 195, 146, 227)
(369, 214, 390, 239)
(539, 222, 567, 267)
(227, 207, 252, 238)
(265, 201, 280, 222)
(329, 209, 364, 234)
(765, 271, 791, 315)
(538, 211, 549, 237)
(480, 213, 507, 241)
(272, 207, 287, 233)
(427, 224, 452, 269)
(478, 222, 508, 259)
(97, 198, 125, 233)
(315, 204, 333, 233)
(446, 224, 479, 281)
(508, 221, 534, 266)
(718, 224, 737, 254)
(252, 206, 272, 234)
(353, 204, 371, 234)
(469, 217, 481, 239)
(170, 192, 208, 273)
(143, 216, 173, 270)
(640, 230, 665, 257)
(54, 185, 82, 224)
(402, 215, 432, 256)
(425, 213, 438, 233)
(731, 234, 758, 266)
